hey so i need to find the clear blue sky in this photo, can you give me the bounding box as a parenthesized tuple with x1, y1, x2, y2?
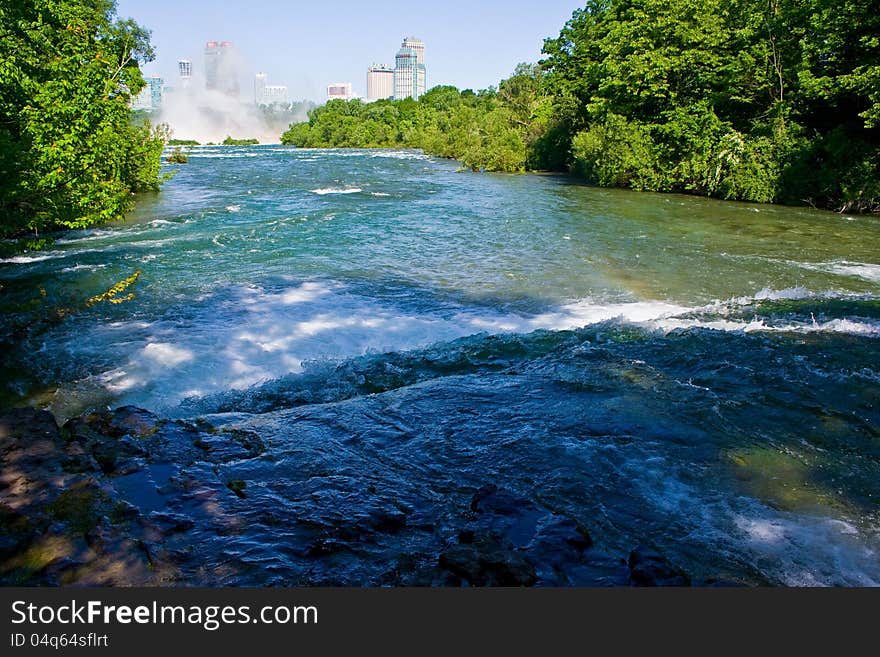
(115, 0, 584, 101)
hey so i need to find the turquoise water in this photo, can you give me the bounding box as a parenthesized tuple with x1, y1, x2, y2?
(1, 146, 879, 585)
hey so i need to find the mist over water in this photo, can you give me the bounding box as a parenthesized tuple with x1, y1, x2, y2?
(155, 47, 309, 143)
(2, 148, 879, 586)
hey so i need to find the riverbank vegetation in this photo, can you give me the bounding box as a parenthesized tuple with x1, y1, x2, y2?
(282, 0, 879, 212)
(222, 137, 260, 146)
(0, 0, 165, 238)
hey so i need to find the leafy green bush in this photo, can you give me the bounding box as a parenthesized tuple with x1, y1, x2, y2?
(0, 0, 165, 237)
(571, 114, 658, 189)
(222, 137, 259, 146)
(166, 147, 188, 164)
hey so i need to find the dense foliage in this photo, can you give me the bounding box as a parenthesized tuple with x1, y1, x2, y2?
(222, 137, 260, 146)
(544, 0, 880, 211)
(283, 0, 879, 211)
(281, 67, 554, 173)
(0, 0, 164, 237)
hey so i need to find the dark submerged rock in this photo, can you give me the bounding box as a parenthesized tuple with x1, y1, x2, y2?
(628, 545, 691, 587)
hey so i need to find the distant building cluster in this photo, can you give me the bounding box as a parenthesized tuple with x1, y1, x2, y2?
(131, 74, 164, 112)
(327, 82, 353, 101)
(255, 72, 289, 107)
(328, 36, 427, 103)
(129, 35, 429, 113)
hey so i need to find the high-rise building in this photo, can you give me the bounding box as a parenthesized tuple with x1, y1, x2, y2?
(178, 59, 192, 89)
(367, 65, 394, 101)
(402, 36, 425, 66)
(131, 75, 163, 112)
(204, 41, 239, 96)
(254, 72, 267, 104)
(148, 75, 163, 109)
(327, 82, 353, 101)
(394, 37, 426, 100)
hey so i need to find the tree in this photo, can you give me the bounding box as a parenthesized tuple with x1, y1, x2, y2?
(0, 0, 164, 236)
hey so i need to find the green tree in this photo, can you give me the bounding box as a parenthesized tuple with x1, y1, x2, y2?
(542, 0, 879, 211)
(0, 0, 164, 236)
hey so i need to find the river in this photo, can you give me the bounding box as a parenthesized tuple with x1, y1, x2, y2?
(1, 146, 879, 585)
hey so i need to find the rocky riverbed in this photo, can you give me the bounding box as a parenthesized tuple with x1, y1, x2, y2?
(1, 405, 694, 587)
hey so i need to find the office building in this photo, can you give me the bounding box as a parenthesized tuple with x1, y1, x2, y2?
(178, 59, 192, 89)
(327, 82, 353, 101)
(402, 36, 425, 66)
(205, 41, 239, 97)
(367, 65, 394, 101)
(131, 75, 163, 112)
(254, 72, 267, 104)
(255, 72, 289, 106)
(394, 36, 426, 100)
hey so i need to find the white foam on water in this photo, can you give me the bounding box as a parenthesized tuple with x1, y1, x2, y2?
(184, 152, 262, 158)
(733, 512, 880, 586)
(754, 286, 813, 300)
(460, 291, 880, 338)
(459, 299, 693, 334)
(0, 252, 67, 264)
(796, 261, 880, 284)
(46, 281, 879, 420)
(54, 230, 116, 244)
(657, 316, 880, 337)
(368, 150, 431, 161)
(310, 187, 363, 195)
(226, 205, 241, 212)
(75, 281, 480, 412)
(61, 264, 109, 272)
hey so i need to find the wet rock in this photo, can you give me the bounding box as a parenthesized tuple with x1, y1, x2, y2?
(0, 407, 183, 585)
(0, 407, 64, 470)
(45, 477, 112, 536)
(439, 531, 537, 586)
(64, 414, 150, 474)
(366, 508, 407, 534)
(147, 512, 195, 536)
(226, 480, 247, 498)
(191, 429, 266, 464)
(628, 545, 691, 586)
(0, 503, 32, 558)
(105, 406, 161, 438)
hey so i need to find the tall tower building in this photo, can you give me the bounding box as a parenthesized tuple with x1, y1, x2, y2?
(367, 65, 394, 101)
(205, 41, 239, 97)
(402, 36, 425, 66)
(254, 72, 267, 105)
(394, 37, 426, 100)
(204, 42, 220, 90)
(178, 59, 192, 89)
(148, 75, 163, 109)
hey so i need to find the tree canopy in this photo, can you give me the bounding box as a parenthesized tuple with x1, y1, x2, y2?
(540, 0, 880, 211)
(0, 0, 165, 237)
(284, 0, 879, 212)
(281, 67, 554, 174)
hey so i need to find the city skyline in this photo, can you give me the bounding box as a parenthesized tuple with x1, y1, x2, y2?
(116, 0, 583, 102)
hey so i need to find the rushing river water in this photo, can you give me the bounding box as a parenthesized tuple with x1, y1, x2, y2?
(2, 146, 879, 585)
